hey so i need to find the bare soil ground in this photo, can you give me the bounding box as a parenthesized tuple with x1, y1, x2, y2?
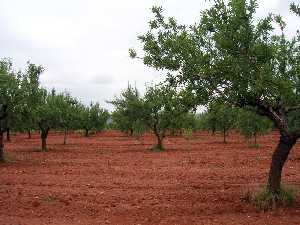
(0, 130, 300, 225)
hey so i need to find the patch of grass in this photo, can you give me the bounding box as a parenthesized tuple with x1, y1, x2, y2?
(150, 145, 164, 152)
(41, 195, 56, 203)
(242, 185, 296, 210)
(0, 153, 12, 163)
(248, 143, 260, 149)
(183, 128, 194, 140)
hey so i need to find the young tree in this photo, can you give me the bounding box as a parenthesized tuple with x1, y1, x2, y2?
(19, 62, 45, 138)
(47, 92, 81, 144)
(133, 1, 300, 199)
(36, 89, 56, 151)
(79, 103, 109, 137)
(142, 85, 192, 150)
(109, 84, 145, 136)
(204, 103, 237, 143)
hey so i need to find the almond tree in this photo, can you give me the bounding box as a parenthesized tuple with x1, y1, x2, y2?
(142, 85, 193, 150)
(109, 84, 145, 136)
(237, 108, 273, 145)
(78, 103, 109, 137)
(133, 0, 300, 200)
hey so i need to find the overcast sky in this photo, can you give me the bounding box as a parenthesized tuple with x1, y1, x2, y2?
(1, 0, 299, 110)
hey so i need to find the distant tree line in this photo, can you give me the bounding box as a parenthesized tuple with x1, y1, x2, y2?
(0, 58, 109, 159)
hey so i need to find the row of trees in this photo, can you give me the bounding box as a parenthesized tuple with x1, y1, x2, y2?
(0, 59, 109, 159)
(109, 84, 273, 149)
(196, 102, 273, 144)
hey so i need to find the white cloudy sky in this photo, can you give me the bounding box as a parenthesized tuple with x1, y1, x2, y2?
(1, 0, 299, 110)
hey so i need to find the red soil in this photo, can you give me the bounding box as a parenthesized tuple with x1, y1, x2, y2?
(0, 130, 300, 225)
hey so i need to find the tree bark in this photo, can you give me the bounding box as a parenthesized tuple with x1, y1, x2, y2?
(6, 127, 10, 142)
(63, 128, 68, 145)
(129, 128, 133, 136)
(267, 135, 296, 197)
(41, 128, 49, 152)
(156, 136, 164, 150)
(0, 131, 4, 162)
(28, 129, 31, 139)
(223, 128, 226, 143)
(154, 132, 164, 150)
(85, 129, 89, 137)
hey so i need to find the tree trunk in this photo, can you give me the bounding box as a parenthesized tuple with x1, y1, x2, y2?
(85, 129, 89, 137)
(41, 128, 49, 152)
(157, 136, 163, 150)
(28, 129, 31, 139)
(63, 129, 68, 145)
(254, 132, 257, 145)
(154, 133, 164, 150)
(223, 128, 226, 143)
(6, 127, 10, 142)
(267, 135, 296, 197)
(212, 127, 216, 135)
(0, 131, 4, 162)
(129, 128, 133, 136)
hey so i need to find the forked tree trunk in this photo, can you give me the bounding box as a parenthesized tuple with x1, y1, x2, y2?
(0, 131, 4, 162)
(267, 135, 296, 196)
(6, 127, 10, 142)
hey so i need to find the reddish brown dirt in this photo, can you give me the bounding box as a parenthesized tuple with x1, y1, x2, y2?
(0, 130, 300, 225)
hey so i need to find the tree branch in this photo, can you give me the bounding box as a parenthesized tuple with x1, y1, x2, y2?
(285, 105, 300, 113)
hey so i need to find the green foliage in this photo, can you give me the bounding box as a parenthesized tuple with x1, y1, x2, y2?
(198, 102, 237, 142)
(246, 186, 296, 210)
(109, 84, 146, 136)
(237, 108, 273, 144)
(78, 102, 109, 137)
(182, 127, 193, 140)
(110, 84, 194, 149)
(142, 85, 192, 149)
(135, 0, 300, 127)
(290, 2, 300, 16)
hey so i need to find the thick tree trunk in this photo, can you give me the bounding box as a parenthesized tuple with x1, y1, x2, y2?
(267, 135, 296, 197)
(85, 129, 89, 137)
(41, 128, 49, 152)
(63, 129, 68, 145)
(28, 129, 31, 139)
(0, 131, 4, 162)
(6, 127, 10, 142)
